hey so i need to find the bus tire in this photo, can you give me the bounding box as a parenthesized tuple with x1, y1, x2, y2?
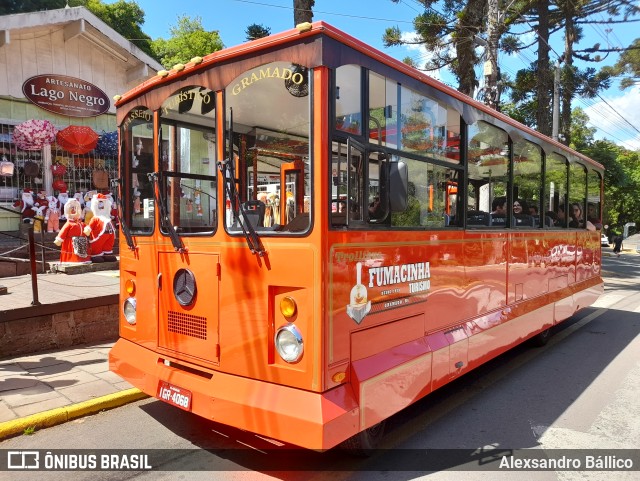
(340, 421, 386, 456)
(530, 327, 552, 347)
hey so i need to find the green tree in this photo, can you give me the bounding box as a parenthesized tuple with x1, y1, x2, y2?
(585, 140, 640, 231)
(151, 15, 224, 69)
(83, 0, 154, 57)
(245, 24, 271, 41)
(384, 0, 488, 96)
(569, 107, 596, 152)
(505, 1, 632, 141)
(0, 0, 65, 14)
(604, 38, 640, 89)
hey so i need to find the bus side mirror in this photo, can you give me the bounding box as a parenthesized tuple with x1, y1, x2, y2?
(389, 161, 408, 212)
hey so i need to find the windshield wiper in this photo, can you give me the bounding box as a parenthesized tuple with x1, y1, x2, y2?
(148, 171, 185, 253)
(218, 108, 265, 256)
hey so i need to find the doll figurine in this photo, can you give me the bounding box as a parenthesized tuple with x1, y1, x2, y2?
(45, 196, 61, 233)
(13, 188, 37, 223)
(54, 199, 91, 264)
(32, 205, 47, 233)
(57, 188, 69, 221)
(84, 193, 117, 263)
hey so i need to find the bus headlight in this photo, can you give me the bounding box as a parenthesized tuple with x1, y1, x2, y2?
(275, 324, 303, 363)
(123, 297, 137, 325)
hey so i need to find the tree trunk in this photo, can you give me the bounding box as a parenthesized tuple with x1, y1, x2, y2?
(561, 6, 577, 146)
(536, 0, 552, 136)
(293, 0, 315, 26)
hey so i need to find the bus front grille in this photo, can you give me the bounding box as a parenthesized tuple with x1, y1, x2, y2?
(167, 311, 207, 340)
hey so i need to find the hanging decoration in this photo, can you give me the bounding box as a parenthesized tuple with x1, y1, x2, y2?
(95, 131, 118, 157)
(56, 125, 99, 155)
(12, 119, 57, 150)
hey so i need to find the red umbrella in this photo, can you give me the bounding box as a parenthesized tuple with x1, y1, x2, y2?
(12, 120, 57, 150)
(56, 126, 99, 154)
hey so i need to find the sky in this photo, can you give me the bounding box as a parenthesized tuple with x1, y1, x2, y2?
(124, 0, 640, 151)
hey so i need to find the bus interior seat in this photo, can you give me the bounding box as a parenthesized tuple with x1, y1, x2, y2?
(331, 199, 347, 226)
(286, 213, 310, 232)
(467, 211, 490, 226)
(241, 200, 265, 229)
(332, 212, 347, 226)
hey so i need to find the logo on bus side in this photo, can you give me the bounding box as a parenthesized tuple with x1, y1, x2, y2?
(231, 66, 305, 95)
(344, 258, 431, 324)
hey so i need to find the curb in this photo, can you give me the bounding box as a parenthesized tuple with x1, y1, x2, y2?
(0, 388, 148, 440)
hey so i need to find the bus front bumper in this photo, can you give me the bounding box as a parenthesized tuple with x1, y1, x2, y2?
(109, 338, 360, 451)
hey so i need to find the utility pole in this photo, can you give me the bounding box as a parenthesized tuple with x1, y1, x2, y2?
(483, 0, 501, 111)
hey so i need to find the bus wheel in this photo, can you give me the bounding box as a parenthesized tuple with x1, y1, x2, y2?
(530, 327, 552, 347)
(340, 421, 386, 456)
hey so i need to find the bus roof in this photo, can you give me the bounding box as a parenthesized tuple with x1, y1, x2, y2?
(115, 21, 603, 171)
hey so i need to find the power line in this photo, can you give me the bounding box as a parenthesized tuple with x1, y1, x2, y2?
(230, 0, 416, 24)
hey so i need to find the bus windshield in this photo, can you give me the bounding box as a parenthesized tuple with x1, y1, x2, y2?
(159, 86, 217, 236)
(225, 61, 311, 234)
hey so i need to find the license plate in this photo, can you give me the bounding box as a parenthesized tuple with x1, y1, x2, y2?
(157, 381, 192, 411)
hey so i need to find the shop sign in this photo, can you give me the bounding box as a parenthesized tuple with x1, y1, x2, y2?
(22, 74, 110, 118)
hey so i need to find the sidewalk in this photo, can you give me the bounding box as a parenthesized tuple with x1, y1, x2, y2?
(0, 269, 147, 440)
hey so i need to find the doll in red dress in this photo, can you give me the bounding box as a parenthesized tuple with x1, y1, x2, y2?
(84, 193, 116, 263)
(53, 198, 91, 264)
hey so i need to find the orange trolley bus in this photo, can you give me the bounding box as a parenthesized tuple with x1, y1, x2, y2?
(110, 22, 604, 451)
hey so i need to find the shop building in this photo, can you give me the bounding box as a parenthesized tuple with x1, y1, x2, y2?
(0, 6, 162, 231)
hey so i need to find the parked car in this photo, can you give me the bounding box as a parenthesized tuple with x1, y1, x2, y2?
(601, 233, 610, 247)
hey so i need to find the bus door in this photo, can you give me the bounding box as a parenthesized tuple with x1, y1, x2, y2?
(157, 252, 221, 366)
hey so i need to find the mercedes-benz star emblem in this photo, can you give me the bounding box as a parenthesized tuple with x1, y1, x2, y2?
(173, 269, 197, 306)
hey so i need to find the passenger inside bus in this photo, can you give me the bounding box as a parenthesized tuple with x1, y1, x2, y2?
(587, 203, 603, 229)
(556, 204, 567, 226)
(569, 203, 584, 228)
(513, 199, 534, 226)
(368, 195, 383, 219)
(490, 196, 506, 226)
